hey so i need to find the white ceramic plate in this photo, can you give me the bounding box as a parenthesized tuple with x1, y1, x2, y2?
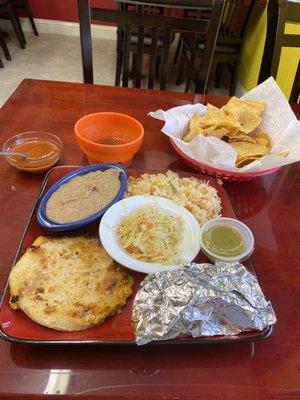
(99, 195, 200, 274)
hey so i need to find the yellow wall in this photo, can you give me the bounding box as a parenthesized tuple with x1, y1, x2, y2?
(277, 23, 300, 97)
(238, 5, 300, 99)
(238, 6, 267, 92)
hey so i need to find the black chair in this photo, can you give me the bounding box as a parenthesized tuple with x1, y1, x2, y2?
(115, 2, 172, 86)
(173, 7, 211, 67)
(259, 0, 300, 102)
(0, 0, 26, 48)
(290, 60, 299, 103)
(176, 0, 256, 95)
(12, 0, 38, 38)
(0, 25, 11, 61)
(78, 0, 225, 93)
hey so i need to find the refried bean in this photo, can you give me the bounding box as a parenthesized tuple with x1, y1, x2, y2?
(46, 169, 121, 223)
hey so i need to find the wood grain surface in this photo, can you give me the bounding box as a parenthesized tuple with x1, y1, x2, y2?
(0, 79, 299, 400)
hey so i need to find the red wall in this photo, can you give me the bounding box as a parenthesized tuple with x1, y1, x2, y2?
(28, 0, 115, 22)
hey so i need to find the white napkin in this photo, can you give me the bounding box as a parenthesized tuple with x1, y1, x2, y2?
(149, 77, 300, 173)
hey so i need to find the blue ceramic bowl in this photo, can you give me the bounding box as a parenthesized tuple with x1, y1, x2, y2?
(37, 163, 127, 232)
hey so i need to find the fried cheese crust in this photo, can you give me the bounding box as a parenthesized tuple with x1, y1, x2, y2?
(8, 236, 134, 331)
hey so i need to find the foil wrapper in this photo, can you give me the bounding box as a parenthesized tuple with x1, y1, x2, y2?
(132, 262, 277, 345)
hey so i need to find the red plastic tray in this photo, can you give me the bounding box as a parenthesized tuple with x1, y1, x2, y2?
(0, 166, 272, 345)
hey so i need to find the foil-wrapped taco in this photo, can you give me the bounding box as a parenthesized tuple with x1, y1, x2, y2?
(132, 262, 276, 345)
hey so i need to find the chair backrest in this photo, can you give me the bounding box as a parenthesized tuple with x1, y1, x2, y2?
(270, 0, 300, 78)
(117, 2, 169, 45)
(78, 0, 225, 93)
(259, 0, 300, 82)
(219, 0, 255, 39)
(120, 2, 165, 15)
(290, 59, 299, 103)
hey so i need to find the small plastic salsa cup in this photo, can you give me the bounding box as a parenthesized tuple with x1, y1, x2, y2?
(74, 112, 144, 167)
(200, 217, 254, 263)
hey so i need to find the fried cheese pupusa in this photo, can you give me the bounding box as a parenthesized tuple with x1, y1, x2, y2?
(9, 236, 134, 331)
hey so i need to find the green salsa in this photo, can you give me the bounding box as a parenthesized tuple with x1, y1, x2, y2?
(202, 224, 246, 258)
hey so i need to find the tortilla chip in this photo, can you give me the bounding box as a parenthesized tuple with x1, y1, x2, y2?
(229, 141, 270, 161)
(183, 128, 204, 142)
(255, 132, 272, 149)
(276, 150, 290, 157)
(226, 106, 262, 134)
(236, 156, 260, 168)
(185, 97, 269, 150)
(201, 104, 241, 127)
(219, 122, 240, 136)
(228, 133, 258, 144)
(204, 127, 230, 139)
(224, 96, 266, 116)
(185, 114, 206, 142)
(206, 103, 223, 116)
(193, 105, 223, 126)
(189, 114, 203, 132)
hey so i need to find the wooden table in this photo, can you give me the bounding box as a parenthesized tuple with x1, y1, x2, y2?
(0, 79, 299, 400)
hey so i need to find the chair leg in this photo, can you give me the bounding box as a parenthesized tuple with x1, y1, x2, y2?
(8, 7, 26, 48)
(185, 69, 193, 92)
(155, 55, 161, 79)
(11, 1, 27, 45)
(0, 31, 11, 60)
(175, 54, 185, 85)
(173, 35, 182, 64)
(0, 55, 4, 68)
(215, 62, 225, 88)
(23, 0, 38, 36)
(185, 55, 196, 93)
(115, 26, 123, 86)
(130, 53, 137, 80)
(289, 60, 300, 103)
(180, 38, 196, 93)
(115, 50, 123, 86)
(159, 30, 172, 91)
(229, 62, 238, 96)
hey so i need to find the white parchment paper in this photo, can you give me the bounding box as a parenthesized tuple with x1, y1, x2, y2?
(149, 78, 300, 172)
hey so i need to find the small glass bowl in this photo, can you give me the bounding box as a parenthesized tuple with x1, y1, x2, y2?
(2, 131, 63, 173)
(200, 217, 254, 263)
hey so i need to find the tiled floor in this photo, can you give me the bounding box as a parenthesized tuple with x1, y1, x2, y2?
(0, 30, 227, 107)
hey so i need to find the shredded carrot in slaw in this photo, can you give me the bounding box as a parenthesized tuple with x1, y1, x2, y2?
(117, 205, 183, 264)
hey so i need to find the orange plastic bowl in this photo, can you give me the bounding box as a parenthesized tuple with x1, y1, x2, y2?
(74, 112, 144, 166)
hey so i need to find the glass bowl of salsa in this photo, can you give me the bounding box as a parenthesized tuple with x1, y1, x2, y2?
(2, 131, 63, 173)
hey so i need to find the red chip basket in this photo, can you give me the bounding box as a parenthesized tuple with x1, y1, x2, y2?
(170, 139, 281, 182)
